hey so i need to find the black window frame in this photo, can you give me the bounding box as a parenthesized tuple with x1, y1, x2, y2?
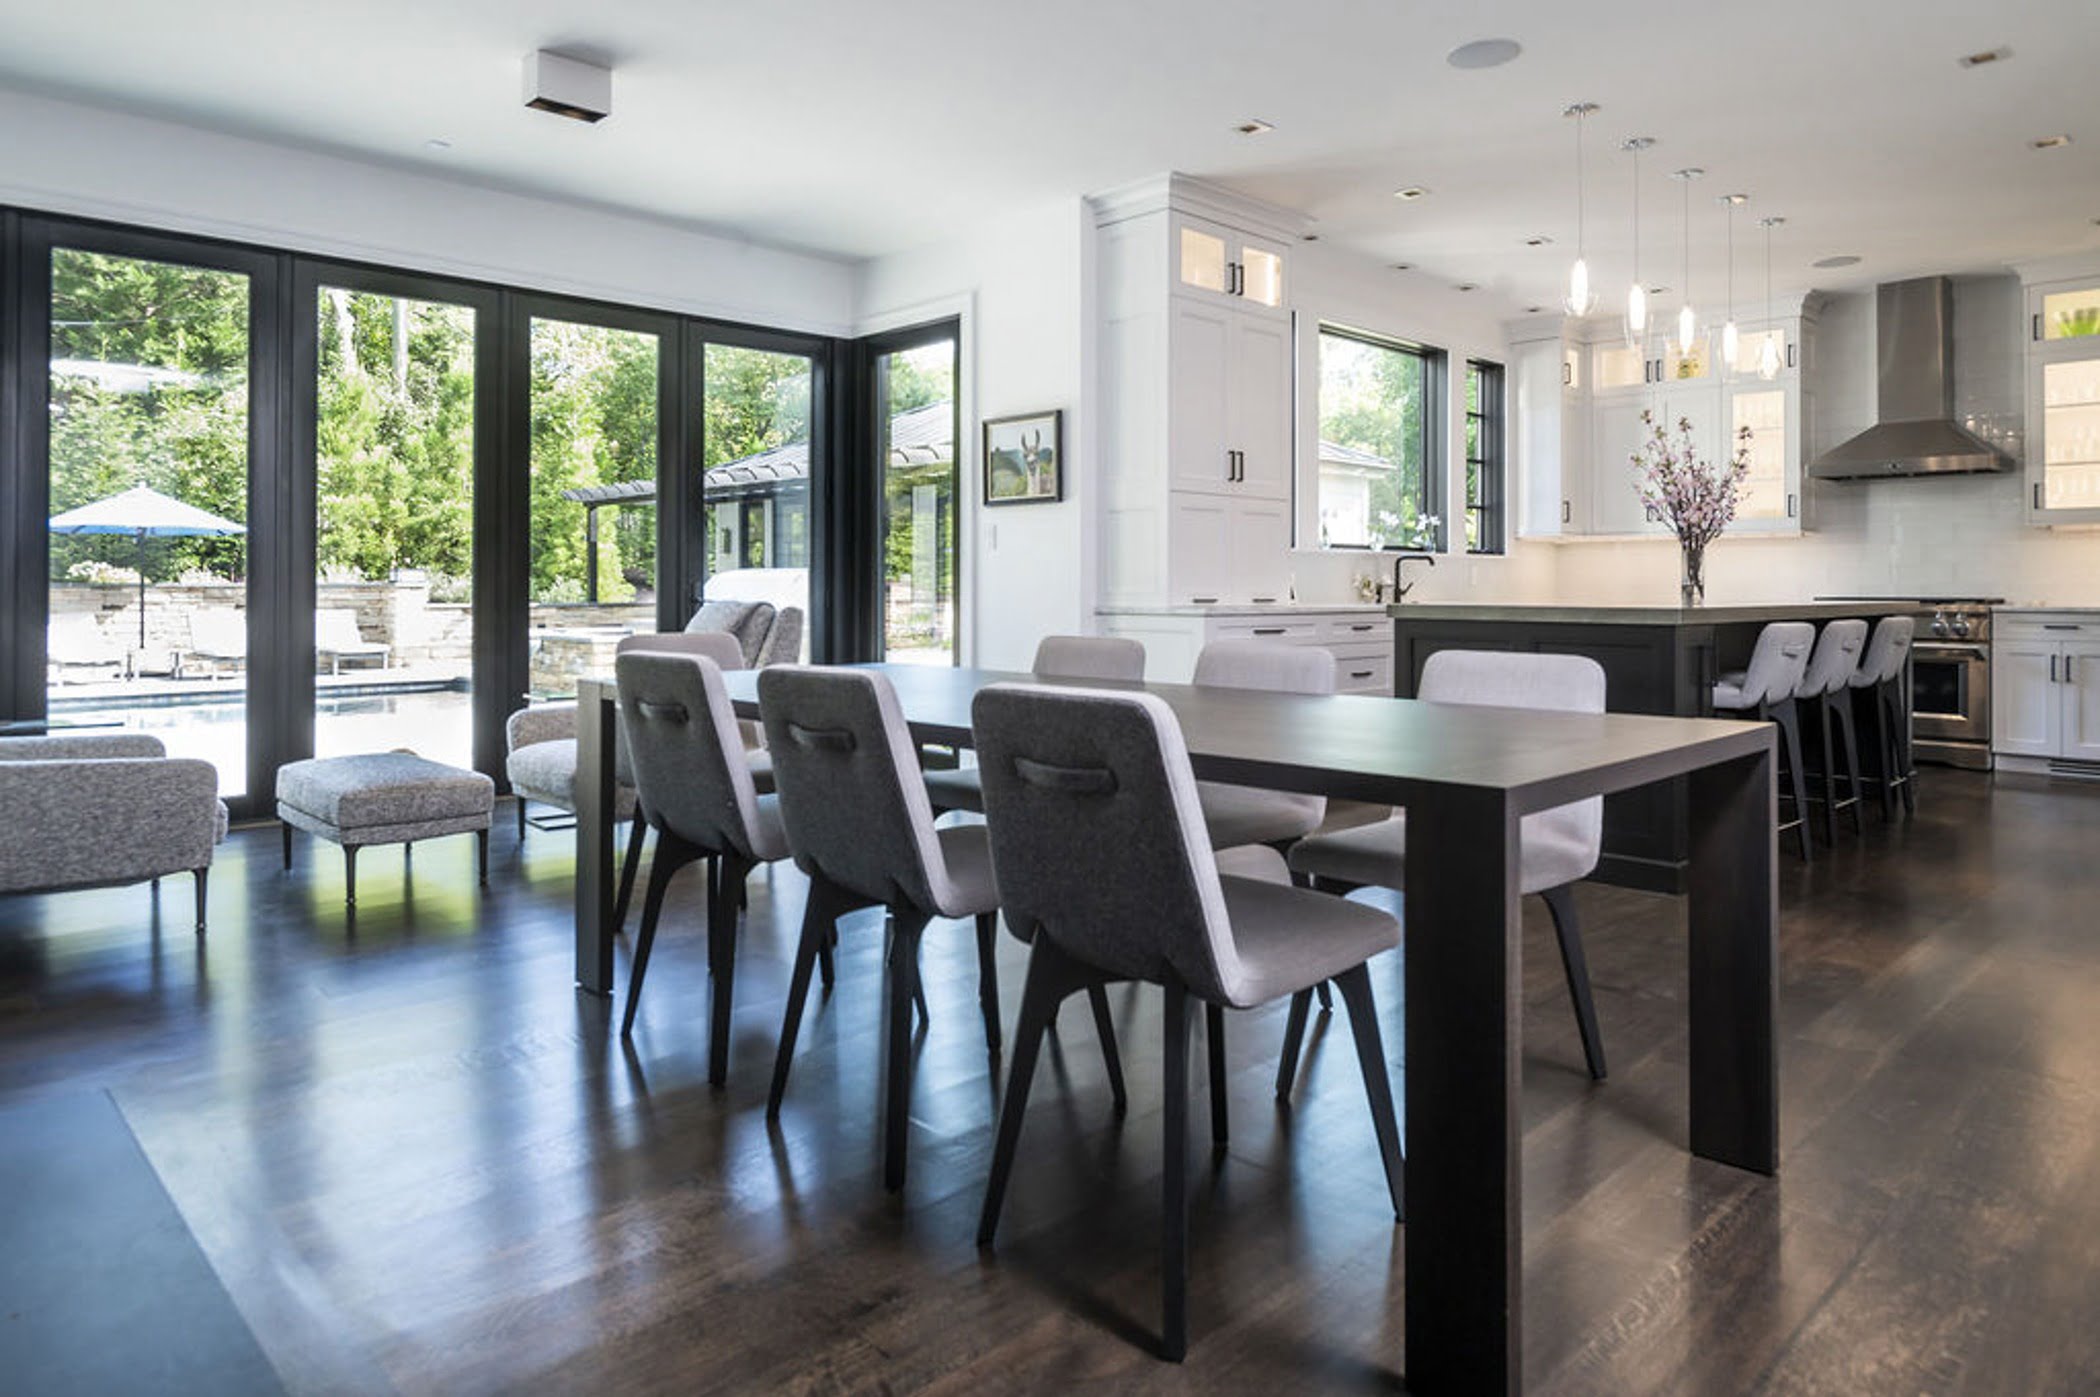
(850, 318, 962, 665)
(1314, 322, 1449, 554)
(1464, 357, 1507, 555)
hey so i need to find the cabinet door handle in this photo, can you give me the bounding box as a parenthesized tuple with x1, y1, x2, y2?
(1561, 360, 1572, 386)
(2051, 655, 2060, 683)
(1561, 499, 1572, 524)
(2036, 482, 2045, 511)
(1350, 623, 1375, 632)
(2070, 655, 2078, 684)
(2034, 313, 2043, 343)
(1191, 595, 1220, 605)
(1786, 341, 1796, 369)
(2044, 624, 2080, 630)
(1350, 669, 1375, 679)
(1787, 492, 1797, 518)
(1252, 626, 1287, 635)
(1251, 597, 1279, 605)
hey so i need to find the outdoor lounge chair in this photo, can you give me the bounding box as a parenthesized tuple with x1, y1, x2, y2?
(178, 610, 247, 680)
(316, 608, 391, 674)
(46, 612, 127, 684)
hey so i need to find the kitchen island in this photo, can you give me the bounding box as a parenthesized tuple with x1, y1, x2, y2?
(1388, 601, 1914, 890)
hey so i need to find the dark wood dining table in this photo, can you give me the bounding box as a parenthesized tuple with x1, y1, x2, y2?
(572, 663, 1778, 1395)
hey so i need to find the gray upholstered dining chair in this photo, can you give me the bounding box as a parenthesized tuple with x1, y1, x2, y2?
(969, 682, 1403, 1362)
(1712, 621, 1816, 860)
(1189, 639, 1334, 851)
(1284, 649, 1612, 1086)
(925, 634, 1146, 815)
(759, 665, 1127, 1192)
(1793, 618, 1870, 846)
(508, 630, 761, 931)
(1849, 615, 1916, 820)
(614, 650, 794, 1084)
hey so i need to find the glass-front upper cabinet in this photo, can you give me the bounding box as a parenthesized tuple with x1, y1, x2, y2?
(1592, 342, 1650, 393)
(2025, 269, 2100, 524)
(1729, 383, 1798, 529)
(1171, 213, 1286, 312)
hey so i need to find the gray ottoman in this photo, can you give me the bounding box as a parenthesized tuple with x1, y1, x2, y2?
(276, 753, 495, 905)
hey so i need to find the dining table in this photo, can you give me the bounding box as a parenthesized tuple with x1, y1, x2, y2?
(571, 662, 1778, 1395)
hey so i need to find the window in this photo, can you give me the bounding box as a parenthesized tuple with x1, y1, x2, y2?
(1316, 327, 1442, 550)
(870, 328, 959, 666)
(1464, 359, 1506, 554)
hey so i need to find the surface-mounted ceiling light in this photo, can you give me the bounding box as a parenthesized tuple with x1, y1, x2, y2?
(1720, 194, 1745, 373)
(1812, 254, 1862, 269)
(424, 138, 452, 152)
(1393, 186, 1429, 201)
(1527, 235, 1554, 247)
(1958, 47, 2011, 67)
(1235, 119, 1275, 136)
(1562, 102, 1599, 317)
(1670, 168, 1703, 360)
(524, 50, 612, 123)
(2033, 134, 2074, 150)
(1622, 137, 1655, 347)
(1758, 217, 1785, 381)
(1447, 38, 1522, 70)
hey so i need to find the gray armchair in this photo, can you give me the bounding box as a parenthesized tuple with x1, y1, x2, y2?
(0, 733, 228, 932)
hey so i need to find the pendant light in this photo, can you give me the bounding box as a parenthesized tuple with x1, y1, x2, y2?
(1719, 193, 1746, 374)
(1670, 167, 1704, 361)
(1758, 216, 1786, 380)
(1622, 137, 1655, 347)
(1562, 102, 1600, 316)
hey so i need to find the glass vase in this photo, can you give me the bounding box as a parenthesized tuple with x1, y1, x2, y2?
(1679, 543, 1706, 608)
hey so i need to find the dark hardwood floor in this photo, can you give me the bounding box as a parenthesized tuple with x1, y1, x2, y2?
(5, 769, 2100, 1394)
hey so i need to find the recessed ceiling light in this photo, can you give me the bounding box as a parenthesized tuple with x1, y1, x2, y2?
(1958, 46, 2011, 67)
(1301, 233, 1320, 242)
(2033, 134, 2073, 150)
(1455, 282, 1480, 292)
(1526, 305, 1545, 313)
(1447, 38, 1522, 70)
(1393, 186, 1429, 201)
(1235, 118, 1275, 136)
(1813, 254, 1862, 269)
(424, 138, 452, 151)
(1648, 285, 1669, 296)
(1391, 263, 1415, 271)
(1524, 234, 1554, 247)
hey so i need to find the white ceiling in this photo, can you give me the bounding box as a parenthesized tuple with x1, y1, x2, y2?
(1, 0, 2096, 307)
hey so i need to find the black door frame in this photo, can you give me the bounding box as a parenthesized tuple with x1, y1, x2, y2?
(851, 318, 962, 665)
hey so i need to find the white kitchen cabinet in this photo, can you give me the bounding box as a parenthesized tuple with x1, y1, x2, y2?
(1992, 613, 2100, 771)
(1507, 298, 1816, 541)
(1096, 175, 1305, 606)
(1098, 605, 1394, 690)
(2018, 262, 2100, 525)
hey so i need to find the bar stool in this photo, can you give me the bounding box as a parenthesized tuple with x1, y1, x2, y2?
(925, 635, 1145, 814)
(1849, 616, 1916, 819)
(969, 682, 1403, 1362)
(758, 665, 1125, 1191)
(1711, 621, 1817, 861)
(1794, 619, 1870, 846)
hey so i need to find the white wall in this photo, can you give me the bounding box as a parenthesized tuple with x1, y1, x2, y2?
(0, 86, 855, 334)
(1552, 276, 2100, 607)
(1285, 245, 1556, 606)
(855, 200, 1091, 670)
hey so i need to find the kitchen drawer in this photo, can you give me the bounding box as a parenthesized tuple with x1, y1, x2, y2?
(1321, 615, 1390, 644)
(1334, 652, 1394, 694)
(1212, 616, 1322, 644)
(2000, 616, 2099, 642)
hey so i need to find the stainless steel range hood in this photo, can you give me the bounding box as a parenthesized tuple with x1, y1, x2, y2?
(1809, 277, 2013, 480)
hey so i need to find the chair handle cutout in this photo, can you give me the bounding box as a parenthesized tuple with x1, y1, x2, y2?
(1014, 756, 1118, 795)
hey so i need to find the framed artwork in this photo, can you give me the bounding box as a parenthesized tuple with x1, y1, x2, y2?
(983, 409, 1063, 506)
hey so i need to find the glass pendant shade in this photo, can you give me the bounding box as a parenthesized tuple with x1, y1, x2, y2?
(1626, 283, 1648, 344)
(1677, 301, 1697, 356)
(1757, 333, 1782, 380)
(1564, 257, 1596, 316)
(1722, 318, 1741, 369)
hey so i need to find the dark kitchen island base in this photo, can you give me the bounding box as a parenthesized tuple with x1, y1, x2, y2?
(1389, 601, 1913, 891)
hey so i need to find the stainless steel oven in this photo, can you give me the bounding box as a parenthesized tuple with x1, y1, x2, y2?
(1819, 597, 2000, 770)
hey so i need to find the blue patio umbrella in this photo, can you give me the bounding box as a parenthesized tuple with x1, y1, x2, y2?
(48, 484, 247, 649)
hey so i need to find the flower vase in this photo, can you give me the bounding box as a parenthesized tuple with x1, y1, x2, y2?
(1679, 544, 1706, 608)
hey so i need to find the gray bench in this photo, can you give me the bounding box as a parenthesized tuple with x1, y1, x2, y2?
(276, 753, 494, 906)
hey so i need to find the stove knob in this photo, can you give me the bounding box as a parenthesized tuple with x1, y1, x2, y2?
(1951, 615, 1970, 638)
(1931, 613, 1951, 637)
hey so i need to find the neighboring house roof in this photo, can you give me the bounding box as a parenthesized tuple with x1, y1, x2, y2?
(562, 401, 954, 507)
(1318, 438, 1394, 471)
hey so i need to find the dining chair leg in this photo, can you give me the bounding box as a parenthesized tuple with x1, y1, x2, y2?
(1314, 981, 1333, 1013)
(1160, 979, 1196, 1362)
(344, 844, 358, 907)
(707, 851, 752, 1087)
(1773, 698, 1813, 863)
(1539, 884, 1608, 1081)
(192, 866, 208, 935)
(620, 831, 703, 1039)
(1274, 988, 1313, 1102)
(281, 821, 293, 871)
(886, 915, 932, 1032)
(476, 828, 489, 886)
(974, 911, 1002, 1055)
(978, 937, 1091, 1246)
(1205, 1002, 1228, 1149)
(769, 879, 847, 1117)
(1086, 983, 1128, 1114)
(1332, 964, 1405, 1222)
(883, 909, 932, 1192)
(516, 798, 527, 840)
(612, 810, 648, 932)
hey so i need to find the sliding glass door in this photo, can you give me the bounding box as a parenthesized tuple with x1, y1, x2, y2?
(42, 240, 262, 799)
(700, 340, 814, 658)
(869, 326, 959, 665)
